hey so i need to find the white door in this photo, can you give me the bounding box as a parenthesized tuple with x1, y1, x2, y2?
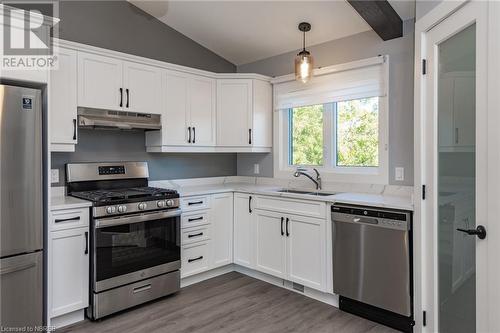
(49, 227, 89, 318)
(163, 70, 190, 146)
(77, 52, 123, 111)
(233, 193, 255, 268)
(422, 2, 496, 332)
(286, 214, 326, 291)
(254, 210, 286, 278)
(123, 61, 162, 114)
(217, 79, 253, 146)
(211, 193, 233, 268)
(189, 76, 216, 146)
(50, 47, 77, 150)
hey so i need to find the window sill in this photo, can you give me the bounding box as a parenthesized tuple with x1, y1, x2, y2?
(274, 167, 389, 185)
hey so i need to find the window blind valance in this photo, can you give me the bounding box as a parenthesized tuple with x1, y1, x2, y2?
(273, 56, 388, 110)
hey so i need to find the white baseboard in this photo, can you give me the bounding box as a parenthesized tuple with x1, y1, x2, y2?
(180, 264, 236, 288)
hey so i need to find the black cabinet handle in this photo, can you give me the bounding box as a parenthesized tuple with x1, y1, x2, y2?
(286, 217, 290, 237)
(457, 225, 487, 239)
(54, 216, 80, 223)
(188, 201, 203, 206)
(126, 88, 129, 108)
(188, 217, 203, 222)
(249, 196, 252, 213)
(192, 127, 196, 143)
(249, 129, 252, 144)
(188, 256, 203, 263)
(119, 88, 123, 107)
(280, 217, 284, 236)
(188, 232, 203, 238)
(84, 231, 88, 254)
(72, 119, 77, 140)
(187, 127, 192, 143)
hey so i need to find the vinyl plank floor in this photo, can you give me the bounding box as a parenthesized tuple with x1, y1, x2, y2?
(58, 272, 398, 333)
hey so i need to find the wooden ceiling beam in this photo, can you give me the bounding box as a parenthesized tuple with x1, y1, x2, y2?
(347, 0, 403, 41)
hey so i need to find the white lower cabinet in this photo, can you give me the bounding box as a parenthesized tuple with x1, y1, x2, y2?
(210, 193, 233, 268)
(255, 210, 287, 278)
(233, 193, 255, 268)
(49, 227, 89, 318)
(181, 241, 211, 277)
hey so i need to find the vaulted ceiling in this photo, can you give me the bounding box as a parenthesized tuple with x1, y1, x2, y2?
(129, 0, 415, 65)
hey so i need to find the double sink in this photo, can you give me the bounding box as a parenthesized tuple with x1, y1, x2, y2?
(276, 189, 336, 197)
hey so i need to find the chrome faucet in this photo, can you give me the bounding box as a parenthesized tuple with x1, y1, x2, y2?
(293, 167, 322, 190)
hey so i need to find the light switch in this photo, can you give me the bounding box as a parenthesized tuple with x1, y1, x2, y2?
(51, 169, 59, 184)
(395, 167, 404, 181)
(254, 163, 260, 174)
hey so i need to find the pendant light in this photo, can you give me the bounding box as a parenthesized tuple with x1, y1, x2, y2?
(295, 22, 314, 83)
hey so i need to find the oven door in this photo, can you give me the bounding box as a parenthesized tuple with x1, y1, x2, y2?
(92, 209, 181, 292)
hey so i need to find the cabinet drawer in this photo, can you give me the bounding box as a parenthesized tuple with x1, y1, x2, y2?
(180, 195, 210, 211)
(255, 195, 327, 219)
(181, 210, 210, 228)
(181, 242, 210, 278)
(181, 226, 210, 245)
(50, 207, 89, 231)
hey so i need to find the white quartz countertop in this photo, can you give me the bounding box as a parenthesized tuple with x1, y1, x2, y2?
(153, 181, 414, 211)
(51, 192, 92, 211)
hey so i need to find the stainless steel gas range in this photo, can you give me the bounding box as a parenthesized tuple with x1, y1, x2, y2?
(66, 162, 181, 320)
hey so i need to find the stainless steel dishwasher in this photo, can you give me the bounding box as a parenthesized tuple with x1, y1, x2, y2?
(332, 204, 413, 332)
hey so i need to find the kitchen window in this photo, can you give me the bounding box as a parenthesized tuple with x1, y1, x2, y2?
(273, 56, 388, 183)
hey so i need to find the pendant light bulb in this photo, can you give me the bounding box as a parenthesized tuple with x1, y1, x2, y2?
(295, 22, 314, 83)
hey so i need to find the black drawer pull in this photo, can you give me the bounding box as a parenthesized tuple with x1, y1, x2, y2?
(84, 231, 88, 254)
(248, 129, 252, 144)
(286, 217, 290, 237)
(188, 217, 203, 222)
(126, 88, 129, 108)
(249, 196, 252, 213)
(188, 201, 203, 206)
(188, 256, 203, 263)
(119, 88, 123, 107)
(188, 232, 203, 238)
(54, 216, 80, 223)
(280, 217, 284, 236)
(72, 119, 77, 140)
(192, 127, 196, 144)
(187, 127, 192, 143)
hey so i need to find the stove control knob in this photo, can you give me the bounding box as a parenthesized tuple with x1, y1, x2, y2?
(165, 199, 174, 207)
(106, 206, 116, 215)
(157, 201, 165, 208)
(117, 205, 127, 213)
(138, 202, 147, 211)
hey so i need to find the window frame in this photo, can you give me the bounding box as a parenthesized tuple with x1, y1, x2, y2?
(274, 96, 389, 184)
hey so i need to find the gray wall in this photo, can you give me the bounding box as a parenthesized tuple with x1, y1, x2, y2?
(237, 19, 415, 186)
(57, 1, 235, 73)
(416, 0, 442, 20)
(52, 130, 236, 186)
(49, 1, 238, 184)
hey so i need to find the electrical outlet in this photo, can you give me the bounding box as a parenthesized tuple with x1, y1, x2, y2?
(253, 163, 260, 174)
(51, 169, 59, 184)
(395, 167, 404, 181)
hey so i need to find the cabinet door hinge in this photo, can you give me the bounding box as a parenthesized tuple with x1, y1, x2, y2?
(422, 59, 427, 75)
(422, 185, 426, 200)
(423, 310, 427, 326)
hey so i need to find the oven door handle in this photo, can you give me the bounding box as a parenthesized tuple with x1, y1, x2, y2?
(94, 209, 182, 228)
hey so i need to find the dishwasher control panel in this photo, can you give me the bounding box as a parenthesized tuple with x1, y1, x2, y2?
(332, 205, 411, 231)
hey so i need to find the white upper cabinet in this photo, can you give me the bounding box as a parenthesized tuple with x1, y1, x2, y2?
(146, 71, 216, 150)
(217, 79, 272, 151)
(78, 52, 123, 111)
(78, 51, 162, 114)
(50, 47, 78, 152)
(189, 76, 216, 146)
(123, 61, 162, 114)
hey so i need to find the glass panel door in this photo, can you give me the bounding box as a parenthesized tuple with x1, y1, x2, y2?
(437, 24, 476, 333)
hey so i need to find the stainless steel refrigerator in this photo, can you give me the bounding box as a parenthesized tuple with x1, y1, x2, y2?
(0, 84, 43, 328)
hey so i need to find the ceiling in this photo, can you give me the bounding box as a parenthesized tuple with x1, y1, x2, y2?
(129, 0, 415, 66)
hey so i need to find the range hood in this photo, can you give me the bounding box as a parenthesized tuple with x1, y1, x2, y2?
(77, 108, 161, 130)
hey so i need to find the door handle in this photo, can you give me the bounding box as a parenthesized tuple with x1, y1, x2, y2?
(188, 217, 203, 222)
(54, 216, 80, 223)
(187, 127, 192, 143)
(249, 196, 252, 213)
(119, 88, 123, 107)
(280, 217, 284, 236)
(133, 284, 152, 293)
(188, 232, 203, 238)
(286, 217, 290, 237)
(188, 256, 203, 263)
(188, 201, 203, 206)
(457, 225, 486, 239)
(192, 127, 196, 144)
(72, 119, 77, 140)
(248, 129, 252, 145)
(84, 231, 89, 254)
(126, 88, 129, 108)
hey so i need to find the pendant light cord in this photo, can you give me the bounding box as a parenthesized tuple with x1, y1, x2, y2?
(303, 30, 306, 52)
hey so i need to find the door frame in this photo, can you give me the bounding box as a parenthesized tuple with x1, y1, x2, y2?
(414, 1, 500, 332)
